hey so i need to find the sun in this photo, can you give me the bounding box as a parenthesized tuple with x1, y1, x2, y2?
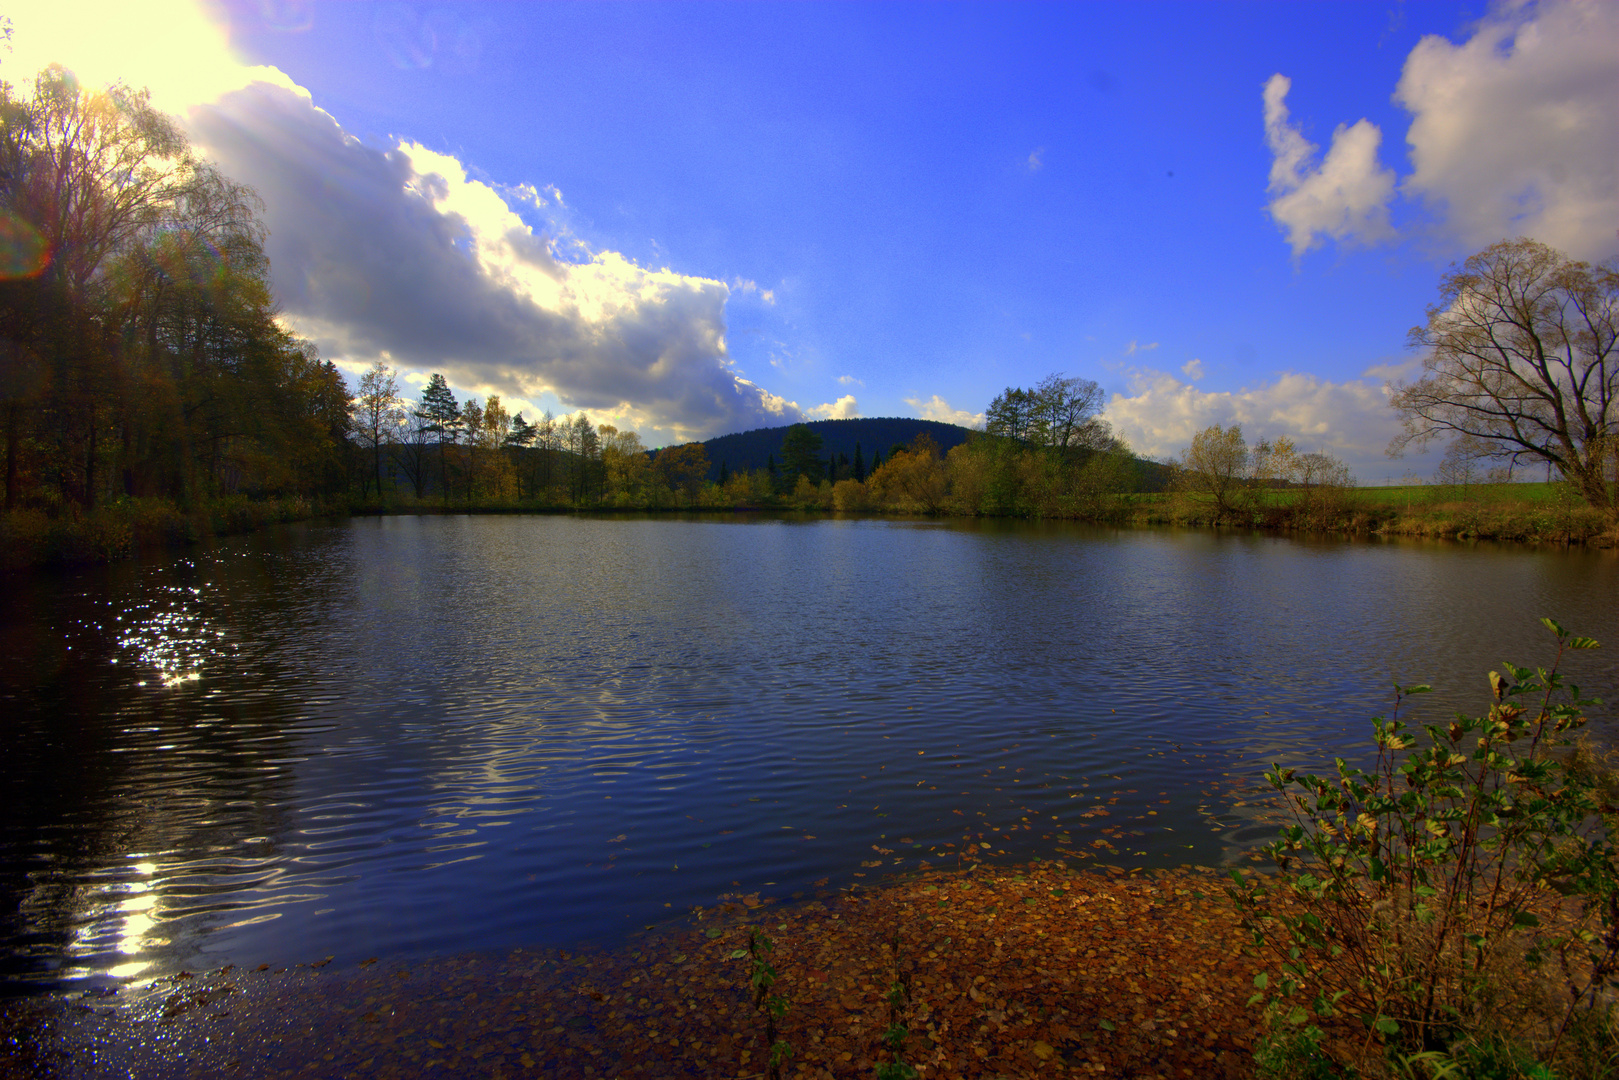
(4, 0, 294, 114)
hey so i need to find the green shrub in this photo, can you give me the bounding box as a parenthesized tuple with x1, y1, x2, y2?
(1230, 619, 1613, 1077)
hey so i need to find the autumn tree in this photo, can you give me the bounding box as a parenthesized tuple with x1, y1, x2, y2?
(1389, 238, 1617, 512)
(352, 360, 402, 498)
(600, 424, 649, 504)
(868, 433, 947, 513)
(653, 441, 710, 503)
(564, 413, 601, 504)
(1173, 423, 1250, 518)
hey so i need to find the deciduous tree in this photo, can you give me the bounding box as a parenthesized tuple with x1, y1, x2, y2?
(352, 360, 401, 498)
(1174, 423, 1250, 518)
(1389, 238, 1617, 512)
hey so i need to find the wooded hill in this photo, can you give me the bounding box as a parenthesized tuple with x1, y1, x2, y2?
(697, 418, 974, 481)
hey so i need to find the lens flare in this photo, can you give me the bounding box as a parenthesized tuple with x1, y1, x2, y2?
(0, 211, 50, 279)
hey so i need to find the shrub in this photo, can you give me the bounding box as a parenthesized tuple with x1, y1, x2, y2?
(1230, 619, 1614, 1076)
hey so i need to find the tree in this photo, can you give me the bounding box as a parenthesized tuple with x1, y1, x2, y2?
(600, 424, 649, 503)
(985, 374, 1110, 457)
(1028, 373, 1109, 456)
(1174, 423, 1250, 518)
(780, 423, 824, 482)
(984, 386, 1035, 442)
(1389, 238, 1617, 512)
(504, 412, 537, 499)
(415, 373, 459, 504)
(654, 441, 710, 502)
(853, 441, 865, 483)
(352, 360, 401, 498)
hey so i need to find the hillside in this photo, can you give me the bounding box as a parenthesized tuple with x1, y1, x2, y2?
(697, 418, 974, 480)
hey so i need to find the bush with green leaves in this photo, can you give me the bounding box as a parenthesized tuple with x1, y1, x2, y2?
(1229, 619, 1614, 1076)
(733, 929, 792, 1080)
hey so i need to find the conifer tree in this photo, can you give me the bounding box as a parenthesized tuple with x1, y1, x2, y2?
(416, 374, 459, 504)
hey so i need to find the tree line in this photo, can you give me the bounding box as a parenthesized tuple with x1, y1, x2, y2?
(0, 62, 351, 518)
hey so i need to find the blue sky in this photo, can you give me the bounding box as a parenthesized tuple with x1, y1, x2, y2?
(9, 1, 1617, 479)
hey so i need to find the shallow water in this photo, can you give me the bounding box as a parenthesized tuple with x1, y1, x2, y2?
(3, 515, 1614, 996)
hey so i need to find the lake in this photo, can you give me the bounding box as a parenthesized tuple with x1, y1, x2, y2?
(2, 515, 1614, 997)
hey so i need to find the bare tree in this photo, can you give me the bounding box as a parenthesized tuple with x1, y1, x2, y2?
(1389, 238, 1617, 512)
(352, 360, 401, 498)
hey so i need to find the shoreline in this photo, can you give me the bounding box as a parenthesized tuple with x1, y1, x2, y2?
(0, 862, 1265, 1079)
(4, 491, 1614, 574)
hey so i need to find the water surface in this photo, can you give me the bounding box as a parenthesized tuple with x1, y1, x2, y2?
(3, 515, 1614, 995)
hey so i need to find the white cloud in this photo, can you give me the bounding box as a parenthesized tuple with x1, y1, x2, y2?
(904, 395, 984, 429)
(808, 395, 861, 420)
(1101, 367, 1409, 480)
(1027, 147, 1045, 171)
(1123, 340, 1159, 356)
(729, 278, 776, 305)
(1180, 358, 1205, 380)
(1361, 357, 1424, 383)
(178, 82, 803, 445)
(1262, 74, 1398, 257)
(836, 374, 864, 387)
(1395, 0, 1619, 261)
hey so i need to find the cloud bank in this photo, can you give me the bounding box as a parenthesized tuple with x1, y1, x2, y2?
(1264, 0, 1618, 261)
(1102, 367, 1406, 480)
(185, 83, 803, 443)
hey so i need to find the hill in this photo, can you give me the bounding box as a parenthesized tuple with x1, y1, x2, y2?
(696, 418, 974, 480)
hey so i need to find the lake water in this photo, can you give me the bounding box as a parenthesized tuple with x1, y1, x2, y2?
(2, 515, 1615, 997)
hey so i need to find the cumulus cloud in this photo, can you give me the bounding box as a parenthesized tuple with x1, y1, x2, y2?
(808, 395, 861, 420)
(905, 395, 985, 429)
(1027, 147, 1045, 171)
(1101, 367, 1406, 480)
(1123, 340, 1159, 356)
(184, 82, 802, 444)
(1395, 0, 1619, 260)
(1180, 358, 1205, 380)
(836, 374, 865, 387)
(1264, 1, 1617, 262)
(1262, 74, 1398, 257)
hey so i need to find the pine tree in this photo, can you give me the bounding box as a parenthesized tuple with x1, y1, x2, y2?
(416, 374, 460, 504)
(853, 442, 866, 482)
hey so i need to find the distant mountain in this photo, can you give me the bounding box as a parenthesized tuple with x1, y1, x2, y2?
(697, 418, 974, 480)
